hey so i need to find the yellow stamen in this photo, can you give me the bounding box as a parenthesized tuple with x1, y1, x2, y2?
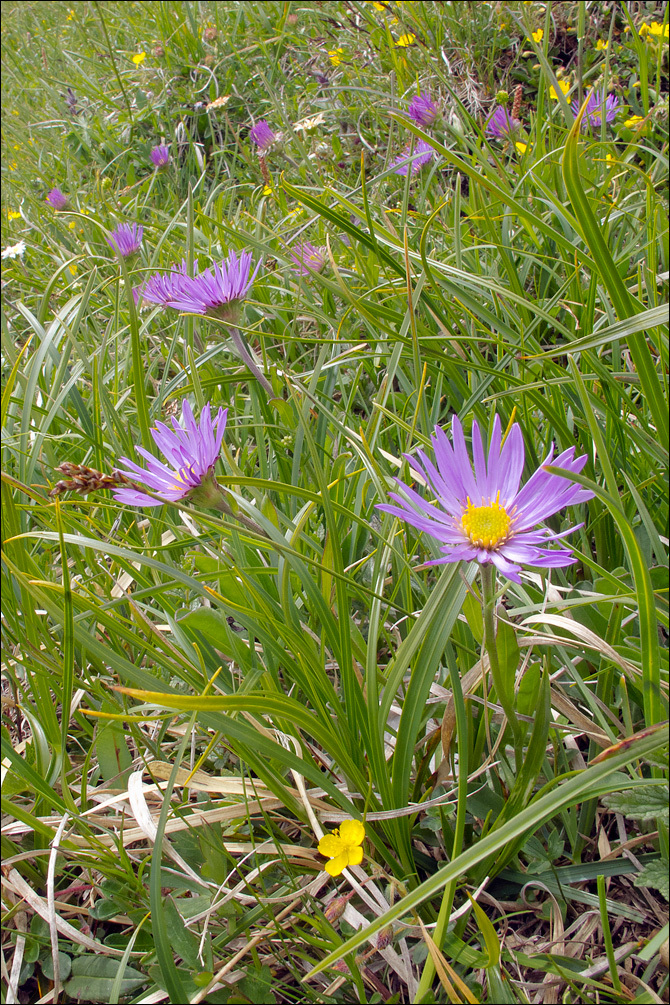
(461, 492, 511, 549)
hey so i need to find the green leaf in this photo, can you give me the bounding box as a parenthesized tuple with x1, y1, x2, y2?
(62, 956, 145, 1003)
(601, 783, 669, 826)
(633, 859, 669, 901)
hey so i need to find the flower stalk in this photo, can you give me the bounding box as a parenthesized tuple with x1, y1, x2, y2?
(480, 563, 523, 761)
(228, 326, 275, 398)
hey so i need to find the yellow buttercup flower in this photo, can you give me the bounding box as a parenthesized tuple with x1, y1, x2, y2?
(531, 28, 543, 43)
(596, 39, 608, 50)
(396, 33, 416, 46)
(649, 21, 669, 38)
(515, 142, 528, 154)
(7, 210, 21, 221)
(624, 115, 644, 127)
(372, 1, 386, 8)
(69, 263, 78, 275)
(328, 48, 343, 66)
(262, 184, 273, 196)
(318, 819, 365, 877)
(132, 52, 146, 65)
(549, 80, 571, 101)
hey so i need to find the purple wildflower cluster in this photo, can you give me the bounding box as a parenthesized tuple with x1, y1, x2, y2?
(46, 188, 68, 210)
(107, 223, 143, 258)
(392, 90, 439, 176)
(113, 400, 227, 507)
(249, 120, 276, 151)
(377, 414, 593, 583)
(134, 250, 260, 319)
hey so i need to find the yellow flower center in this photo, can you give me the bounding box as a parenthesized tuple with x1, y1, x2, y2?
(461, 494, 511, 549)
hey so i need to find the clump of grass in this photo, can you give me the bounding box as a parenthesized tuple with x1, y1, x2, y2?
(2, 2, 668, 1003)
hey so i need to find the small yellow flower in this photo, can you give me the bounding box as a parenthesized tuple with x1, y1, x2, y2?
(549, 80, 571, 102)
(9, 161, 17, 171)
(318, 819, 365, 877)
(328, 48, 343, 66)
(638, 23, 650, 36)
(132, 52, 146, 65)
(531, 28, 543, 43)
(515, 142, 528, 154)
(372, 1, 386, 8)
(11, 109, 19, 116)
(624, 115, 644, 127)
(395, 33, 415, 47)
(596, 38, 608, 50)
(66, 8, 75, 19)
(649, 21, 669, 38)
(7, 210, 21, 220)
(606, 153, 614, 163)
(69, 263, 78, 275)
(262, 184, 273, 196)
(13, 144, 21, 151)
(68, 220, 77, 230)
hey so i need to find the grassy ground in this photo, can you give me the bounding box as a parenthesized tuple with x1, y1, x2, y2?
(1, 2, 668, 1002)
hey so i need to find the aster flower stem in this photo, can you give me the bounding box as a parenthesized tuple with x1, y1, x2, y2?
(480, 563, 523, 761)
(228, 326, 275, 398)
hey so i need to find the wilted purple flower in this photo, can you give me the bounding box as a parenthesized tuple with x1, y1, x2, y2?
(249, 120, 276, 151)
(134, 250, 260, 320)
(392, 139, 435, 176)
(46, 188, 68, 210)
(290, 242, 326, 276)
(407, 91, 439, 127)
(107, 223, 143, 257)
(485, 107, 520, 138)
(376, 414, 594, 583)
(577, 89, 619, 129)
(150, 143, 170, 168)
(112, 400, 227, 507)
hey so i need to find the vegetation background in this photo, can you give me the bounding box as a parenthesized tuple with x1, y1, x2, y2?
(1, 1, 668, 1002)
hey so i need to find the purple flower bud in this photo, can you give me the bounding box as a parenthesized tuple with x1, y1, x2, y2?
(485, 107, 520, 138)
(46, 188, 68, 210)
(289, 242, 326, 276)
(392, 139, 435, 176)
(150, 143, 170, 168)
(407, 91, 439, 127)
(577, 89, 619, 129)
(249, 120, 276, 151)
(107, 223, 144, 258)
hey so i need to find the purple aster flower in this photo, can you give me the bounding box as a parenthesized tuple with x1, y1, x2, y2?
(290, 242, 326, 276)
(407, 91, 439, 128)
(150, 143, 170, 168)
(112, 400, 227, 508)
(249, 120, 276, 151)
(134, 250, 261, 320)
(577, 89, 619, 129)
(376, 414, 594, 583)
(392, 139, 435, 176)
(107, 223, 144, 258)
(46, 188, 68, 210)
(485, 107, 520, 138)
